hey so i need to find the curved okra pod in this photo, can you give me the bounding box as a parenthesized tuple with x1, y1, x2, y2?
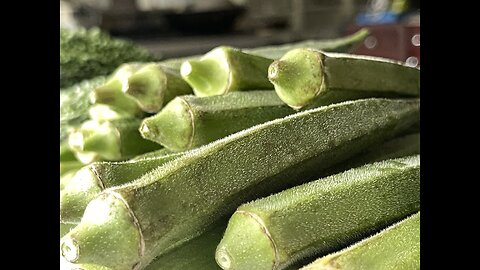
(268, 49, 420, 109)
(299, 212, 420, 270)
(180, 46, 274, 97)
(67, 119, 161, 164)
(125, 63, 193, 113)
(140, 91, 295, 151)
(60, 152, 182, 223)
(244, 28, 370, 59)
(60, 98, 419, 269)
(215, 155, 420, 270)
(90, 63, 145, 117)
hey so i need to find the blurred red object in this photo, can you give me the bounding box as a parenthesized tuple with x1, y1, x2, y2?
(347, 22, 420, 67)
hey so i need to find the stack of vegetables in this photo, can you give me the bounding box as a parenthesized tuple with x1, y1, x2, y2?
(60, 28, 420, 270)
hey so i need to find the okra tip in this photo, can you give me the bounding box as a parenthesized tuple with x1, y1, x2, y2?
(215, 210, 277, 270)
(60, 192, 142, 269)
(126, 64, 167, 113)
(68, 121, 121, 161)
(140, 97, 194, 151)
(180, 49, 230, 97)
(268, 48, 325, 109)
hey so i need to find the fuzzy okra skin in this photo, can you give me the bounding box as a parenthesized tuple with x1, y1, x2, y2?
(215, 155, 420, 270)
(60, 98, 419, 270)
(268, 49, 420, 109)
(244, 28, 370, 59)
(181, 46, 274, 97)
(60, 152, 182, 223)
(140, 91, 295, 151)
(300, 212, 420, 270)
(68, 119, 161, 164)
(125, 63, 193, 113)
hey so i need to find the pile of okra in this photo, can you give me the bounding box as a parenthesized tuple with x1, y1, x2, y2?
(60, 29, 420, 270)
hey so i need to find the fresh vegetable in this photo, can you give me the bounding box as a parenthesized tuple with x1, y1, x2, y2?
(180, 46, 274, 97)
(215, 155, 420, 270)
(60, 27, 156, 88)
(140, 91, 295, 151)
(60, 76, 108, 141)
(244, 28, 370, 59)
(60, 152, 182, 223)
(88, 104, 137, 122)
(268, 49, 420, 109)
(299, 212, 420, 270)
(90, 63, 146, 117)
(67, 119, 161, 164)
(159, 28, 369, 70)
(125, 63, 193, 113)
(60, 98, 419, 269)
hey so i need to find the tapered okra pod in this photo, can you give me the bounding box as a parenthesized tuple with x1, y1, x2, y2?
(300, 212, 420, 270)
(125, 63, 193, 113)
(268, 49, 420, 109)
(215, 155, 420, 270)
(181, 46, 274, 97)
(140, 91, 295, 151)
(61, 98, 419, 270)
(244, 28, 370, 59)
(60, 152, 182, 223)
(160, 28, 369, 70)
(68, 119, 161, 164)
(90, 63, 145, 116)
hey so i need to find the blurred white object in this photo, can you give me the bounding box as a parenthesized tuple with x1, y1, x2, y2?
(60, 1, 79, 29)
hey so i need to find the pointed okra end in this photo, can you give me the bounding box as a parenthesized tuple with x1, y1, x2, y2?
(60, 192, 143, 270)
(215, 210, 277, 270)
(139, 96, 194, 152)
(60, 166, 103, 223)
(180, 48, 230, 97)
(268, 48, 326, 109)
(126, 64, 167, 113)
(68, 120, 122, 162)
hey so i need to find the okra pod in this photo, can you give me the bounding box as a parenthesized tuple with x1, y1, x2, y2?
(300, 212, 420, 270)
(180, 46, 274, 97)
(90, 63, 145, 116)
(268, 49, 420, 109)
(215, 155, 420, 270)
(67, 119, 161, 164)
(125, 63, 193, 113)
(244, 28, 370, 59)
(60, 152, 182, 223)
(61, 98, 419, 270)
(88, 104, 137, 122)
(140, 91, 295, 151)
(159, 28, 369, 70)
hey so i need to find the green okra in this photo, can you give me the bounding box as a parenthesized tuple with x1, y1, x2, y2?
(88, 104, 137, 122)
(181, 46, 274, 97)
(60, 152, 182, 223)
(268, 49, 420, 109)
(60, 98, 419, 270)
(140, 91, 295, 151)
(67, 119, 161, 164)
(244, 28, 370, 59)
(125, 63, 193, 113)
(144, 220, 226, 270)
(300, 212, 420, 270)
(215, 155, 420, 270)
(159, 28, 369, 70)
(90, 63, 145, 117)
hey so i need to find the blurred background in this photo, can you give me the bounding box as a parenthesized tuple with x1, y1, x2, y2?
(60, 0, 420, 66)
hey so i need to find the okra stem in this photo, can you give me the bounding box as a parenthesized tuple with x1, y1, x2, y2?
(215, 155, 420, 270)
(181, 46, 274, 97)
(125, 63, 193, 113)
(300, 212, 420, 270)
(60, 152, 182, 223)
(140, 91, 295, 151)
(68, 119, 161, 164)
(61, 98, 419, 269)
(268, 49, 420, 109)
